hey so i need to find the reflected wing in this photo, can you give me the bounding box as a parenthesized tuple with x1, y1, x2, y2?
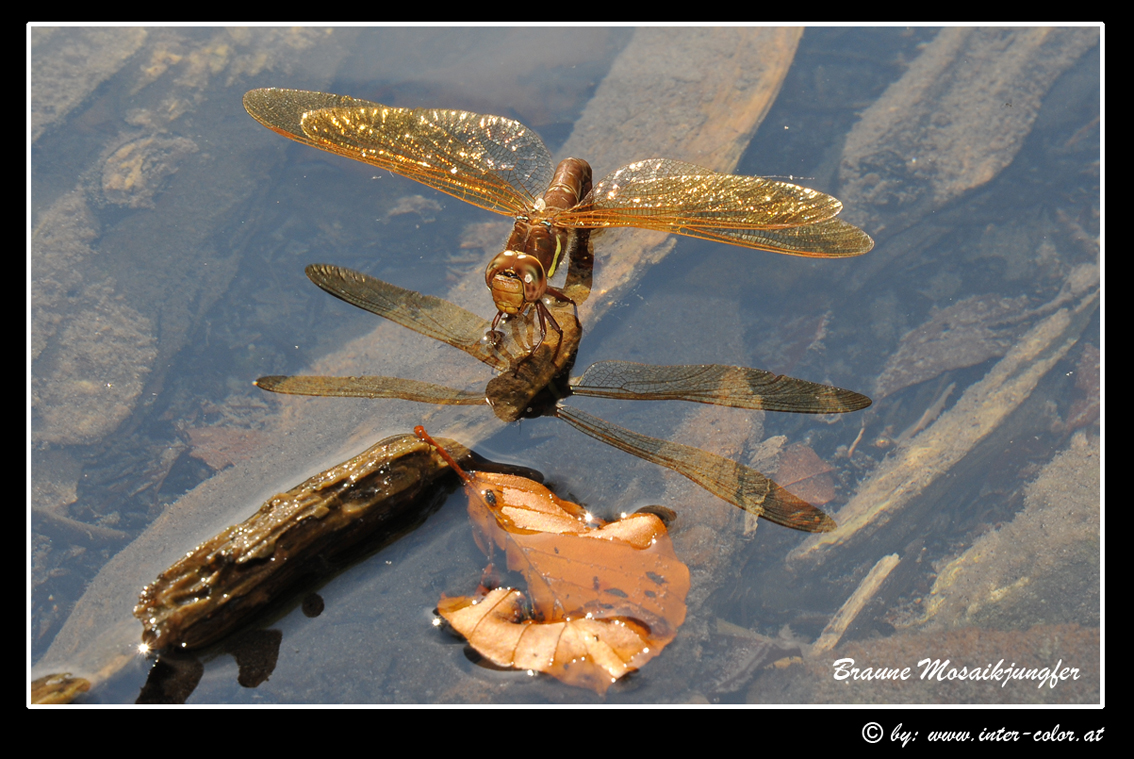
(305, 264, 509, 372)
(255, 375, 484, 405)
(570, 361, 871, 413)
(244, 88, 553, 216)
(556, 406, 835, 533)
(557, 159, 873, 257)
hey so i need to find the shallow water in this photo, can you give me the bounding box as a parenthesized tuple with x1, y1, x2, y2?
(30, 26, 1100, 704)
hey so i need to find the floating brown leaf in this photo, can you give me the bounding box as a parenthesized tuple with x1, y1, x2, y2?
(417, 427, 689, 694)
(437, 588, 662, 693)
(774, 442, 836, 507)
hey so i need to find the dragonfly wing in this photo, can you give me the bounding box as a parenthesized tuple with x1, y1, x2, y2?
(561, 158, 872, 257)
(698, 217, 874, 256)
(305, 264, 510, 372)
(556, 405, 836, 533)
(255, 375, 484, 405)
(244, 88, 553, 216)
(570, 361, 871, 413)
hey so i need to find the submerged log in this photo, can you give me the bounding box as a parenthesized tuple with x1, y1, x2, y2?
(135, 433, 470, 651)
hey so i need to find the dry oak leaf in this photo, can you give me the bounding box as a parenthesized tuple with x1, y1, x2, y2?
(417, 427, 690, 694)
(438, 588, 664, 694)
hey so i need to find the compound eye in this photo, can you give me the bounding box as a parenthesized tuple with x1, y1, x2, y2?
(485, 251, 546, 313)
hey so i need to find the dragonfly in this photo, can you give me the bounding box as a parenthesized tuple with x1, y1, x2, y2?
(243, 88, 874, 352)
(255, 262, 872, 534)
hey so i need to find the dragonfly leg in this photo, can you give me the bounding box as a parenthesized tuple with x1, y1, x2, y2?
(503, 299, 563, 373)
(531, 299, 563, 354)
(487, 292, 568, 363)
(483, 311, 507, 347)
(544, 287, 578, 360)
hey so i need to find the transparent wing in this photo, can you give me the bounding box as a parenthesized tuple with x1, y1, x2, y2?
(556, 405, 835, 533)
(255, 375, 484, 405)
(558, 158, 873, 257)
(570, 361, 871, 413)
(244, 88, 554, 216)
(304, 264, 510, 372)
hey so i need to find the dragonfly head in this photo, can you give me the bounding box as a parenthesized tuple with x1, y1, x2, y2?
(485, 250, 546, 314)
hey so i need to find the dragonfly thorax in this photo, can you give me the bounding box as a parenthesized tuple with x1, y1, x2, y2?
(486, 250, 546, 315)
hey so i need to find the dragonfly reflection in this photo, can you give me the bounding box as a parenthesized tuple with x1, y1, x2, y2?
(244, 89, 873, 351)
(256, 263, 870, 533)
